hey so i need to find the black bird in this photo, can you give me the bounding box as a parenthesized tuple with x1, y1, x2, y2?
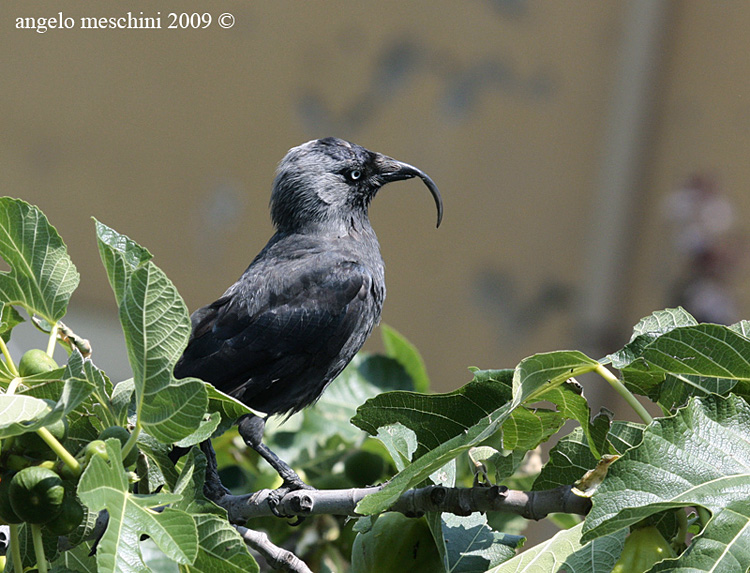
(174, 137, 442, 498)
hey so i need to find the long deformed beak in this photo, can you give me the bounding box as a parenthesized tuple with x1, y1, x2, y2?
(376, 155, 444, 228)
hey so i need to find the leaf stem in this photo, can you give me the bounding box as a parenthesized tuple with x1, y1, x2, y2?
(122, 423, 141, 460)
(594, 364, 653, 424)
(9, 524, 22, 573)
(0, 337, 19, 378)
(46, 321, 59, 357)
(37, 426, 81, 477)
(696, 506, 712, 530)
(93, 393, 117, 428)
(674, 507, 689, 549)
(6, 377, 21, 396)
(30, 523, 49, 573)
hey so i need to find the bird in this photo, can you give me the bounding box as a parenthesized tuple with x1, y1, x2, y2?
(174, 137, 442, 502)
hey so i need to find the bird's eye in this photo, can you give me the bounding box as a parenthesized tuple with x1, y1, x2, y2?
(348, 169, 362, 181)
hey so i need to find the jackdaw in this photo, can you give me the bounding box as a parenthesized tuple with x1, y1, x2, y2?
(174, 137, 442, 499)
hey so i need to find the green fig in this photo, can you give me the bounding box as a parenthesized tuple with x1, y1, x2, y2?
(351, 513, 443, 573)
(8, 466, 65, 524)
(18, 349, 59, 377)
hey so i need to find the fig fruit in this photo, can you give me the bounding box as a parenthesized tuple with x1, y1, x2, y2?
(8, 465, 65, 524)
(344, 451, 385, 487)
(0, 473, 22, 524)
(81, 440, 108, 465)
(43, 491, 84, 536)
(18, 349, 59, 377)
(98, 426, 138, 467)
(612, 525, 676, 573)
(351, 513, 442, 573)
(15, 416, 67, 459)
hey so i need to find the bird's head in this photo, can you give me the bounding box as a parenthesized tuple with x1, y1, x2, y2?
(270, 137, 443, 234)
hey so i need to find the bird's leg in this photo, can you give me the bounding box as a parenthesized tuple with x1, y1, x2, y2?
(200, 440, 231, 501)
(238, 413, 313, 517)
(238, 414, 308, 488)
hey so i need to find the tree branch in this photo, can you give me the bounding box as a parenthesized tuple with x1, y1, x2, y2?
(212, 483, 591, 524)
(235, 525, 313, 573)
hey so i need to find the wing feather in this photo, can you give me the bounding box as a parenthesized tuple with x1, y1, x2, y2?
(174, 253, 380, 414)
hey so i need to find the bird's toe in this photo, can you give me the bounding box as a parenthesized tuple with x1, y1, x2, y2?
(267, 482, 315, 523)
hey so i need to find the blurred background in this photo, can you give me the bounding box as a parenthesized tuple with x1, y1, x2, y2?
(3, 1, 750, 410)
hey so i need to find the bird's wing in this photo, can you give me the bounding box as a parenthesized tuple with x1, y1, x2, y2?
(174, 256, 379, 405)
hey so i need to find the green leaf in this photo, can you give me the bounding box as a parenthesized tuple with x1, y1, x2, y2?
(604, 420, 645, 455)
(619, 367, 665, 401)
(634, 324, 750, 382)
(534, 382, 609, 458)
(0, 355, 15, 382)
(55, 350, 96, 415)
(205, 384, 252, 436)
(310, 353, 413, 432)
(547, 513, 582, 530)
(352, 369, 513, 459)
(648, 499, 750, 572)
(18, 351, 99, 442)
(78, 356, 118, 429)
(607, 307, 697, 369)
(82, 356, 115, 407)
(375, 422, 418, 471)
(267, 354, 412, 463)
(121, 263, 207, 442)
(424, 449, 517, 573)
(356, 402, 516, 514)
(501, 406, 564, 452)
(94, 218, 152, 302)
(51, 541, 98, 572)
(174, 412, 222, 448)
(111, 378, 136, 424)
(170, 448, 215, 513)
(0, 197, 79, 323)
(513, 351, 601, 405)
(486, 448, 528, 483)
(487, 522, 626, 573)
(0, 394, 56, 438)
(381, 323, 430, 392)
(136, 431, 180, 492)
(96, 221, 207, 443)
(14, 367, 66, 400)
(170, 452, 259, 572)
(533, 419, 644, 493)
(141, 539, 179, 573)
(0, 301, 24, 342)
(729, 319, 750, 338)
(583, 394, 750, 550)
(533, 427, 596, 491)
(77, 439, 199, 572)
(8, 523, 59, 571)
(622, 323, 750, 408)
(168, 450, 259, 571)
(182, 514, 260, 572)
(356, 352, 599, 515)
(431, 512, 518, 572)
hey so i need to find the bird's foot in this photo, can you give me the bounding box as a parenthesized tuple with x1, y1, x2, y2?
(199, 440, 232, 502)
(237, 414, 314, 522)
(267, 479, 315, 523)
(203, 473, 232, 501)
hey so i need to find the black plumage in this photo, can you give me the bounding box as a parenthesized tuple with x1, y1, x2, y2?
(174, 137, 442, 494)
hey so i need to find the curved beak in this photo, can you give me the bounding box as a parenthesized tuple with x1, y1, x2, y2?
(376, 155, 444, 228)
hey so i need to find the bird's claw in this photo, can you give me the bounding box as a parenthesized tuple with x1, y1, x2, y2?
(267, 481, 315, 524)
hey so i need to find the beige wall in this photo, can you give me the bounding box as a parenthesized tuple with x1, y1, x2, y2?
(630, 1, 750, 327)
(3, 2, 749, 396)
